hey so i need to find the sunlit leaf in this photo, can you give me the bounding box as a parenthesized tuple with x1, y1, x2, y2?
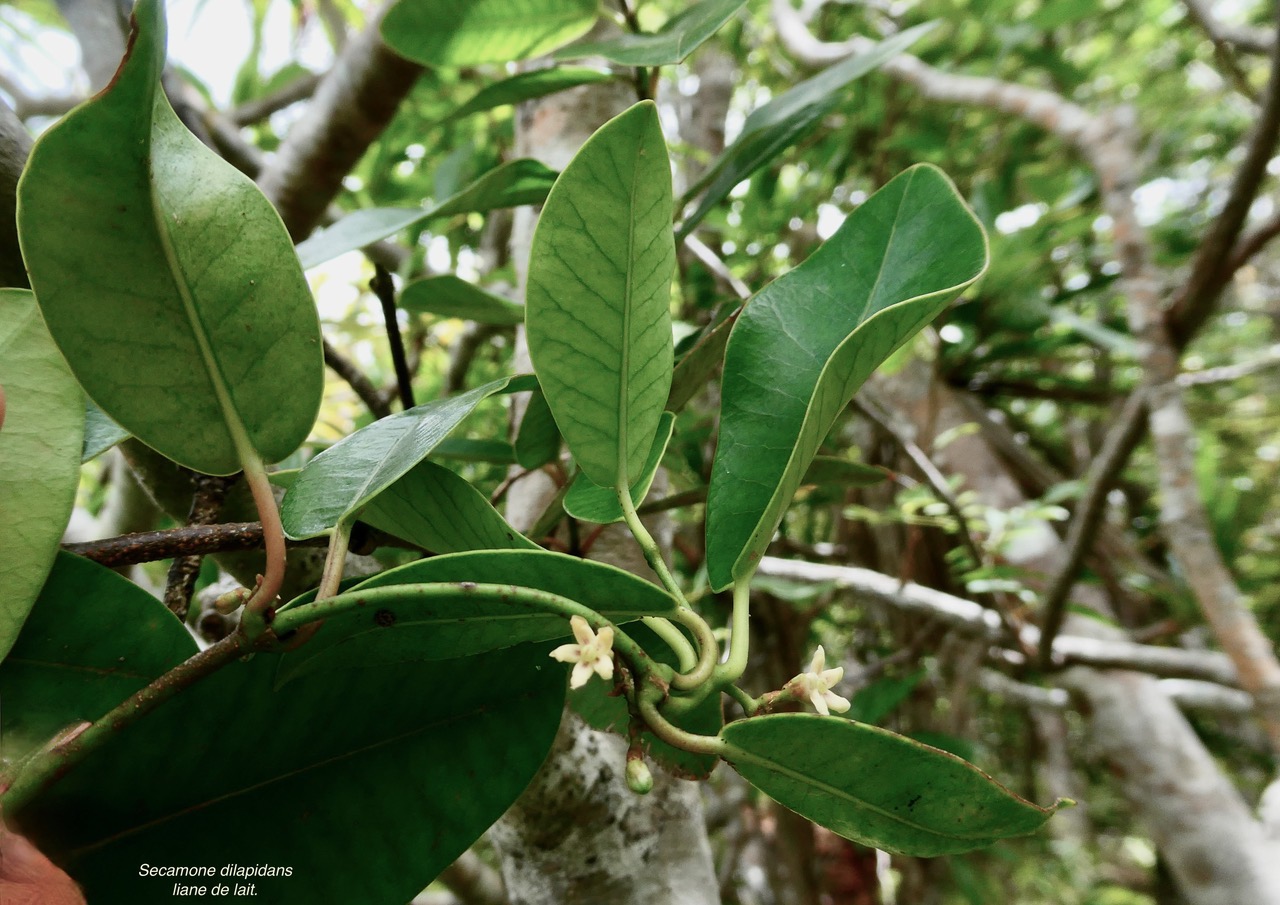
(526, 101, 675, 489)
(556, 0, 745, 65)
(17, 0, 322, 475)
(382, 0, 597, 65)
(705, 165, 987, 590)
(0, 290, 84, 660)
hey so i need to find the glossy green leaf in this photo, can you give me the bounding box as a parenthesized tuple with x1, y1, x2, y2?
(295, 159, 557, 268)
(526, 101, 675, 489)
(280, 375, 535, 539)
(570, 621, 722, 779)
(17, 0, 322, 476)
(0, 289, 83, 660)
(565, 411, 674, 524)
(705, 165, 987, 590)
(382, 0, 597, 65)
(721, 714, 1058, 856)
(400, 275, 525, 326)
(274, 549, 679, 683)
(360, 460, 536, 553)
(0, 552, 195, 758)
(17, 644, 564, 904)
(440, 67, 614, 126)
(514, 388, 562, 469)
(678, 24, 935, 238)
(81, 399, 130, 462)
(556, 0, 745, 65)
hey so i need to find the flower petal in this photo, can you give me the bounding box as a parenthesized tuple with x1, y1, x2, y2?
(820, 666, 844, 687)
(550, 643, 582, 663)
(569, 614, 596, 646)
(592, 655, 614, 682)
(810, 689, 830, 716)
(570, 660, 594, 689)
(824, 691, 851, 714)
(808, 645, 827, 674)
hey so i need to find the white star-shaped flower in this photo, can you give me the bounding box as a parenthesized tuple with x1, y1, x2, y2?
(550, 615, 615, 689)
(788, 646, 850, 716)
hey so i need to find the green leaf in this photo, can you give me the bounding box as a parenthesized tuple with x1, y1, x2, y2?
(434, 436, 518, 465)
(802, 456, 889, 488)
(526, 101, 675, 489)
(17, 644, 564, 904)
(400, 275, 525, 326)
(0, 552, 196, 758)
(564, 411, 674, 524)
(298, 162, 556, 269)
(440, 67, 615, 126)
(570, 621, 722, 779)
(705, 165, 987, 590)
(360, 460, 536, 553)
(667, 308, 738, 411)
(678, 24, 935, 237)
(280, 375, 535, 539)
(0, 289, 84, 660)
(81, 399, 130, 462)
(17, 0, 322, 476)
(382, 0, 597, 65)
(721, 714, 1057, 856)
(556, 0, 746, 66)
(514, 388, 562, 468)
(273, 549, 679, 682)
(295, 159, 557, 268)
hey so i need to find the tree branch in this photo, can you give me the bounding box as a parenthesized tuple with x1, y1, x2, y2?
(1183, 0, 1274, 54)
(1168, 0, 1280, 347)
(756, 556, 1241, 686)
(229, 72, 322, 126)
(370, 264, 415, 410)
(1037, 389, 1148, 666)
(324, 336, 393, 419)
(256, 1, 423, 239)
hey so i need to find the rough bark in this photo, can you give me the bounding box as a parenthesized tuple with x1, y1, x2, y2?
(491, 78, 719, 905)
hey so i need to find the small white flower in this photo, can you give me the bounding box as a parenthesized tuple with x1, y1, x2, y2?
(550, 615, 615, 689)
(788, 646, 850, 716)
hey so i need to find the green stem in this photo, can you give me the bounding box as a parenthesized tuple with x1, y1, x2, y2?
(314, 519, 352, 601)
(669, 607, 719, 691)
(616, 484, 687, 606)
(641, 616, 697, 672)
(241, 452, 286, 618)
(713, 579, 752, 686)
(637, 688, 726, 757)
(273, 582, 671, 686)
(725, 683, 760, 716)
(0, 634, 249, 816)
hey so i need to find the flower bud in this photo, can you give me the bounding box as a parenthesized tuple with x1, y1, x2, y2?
(626, 757, 654, 795)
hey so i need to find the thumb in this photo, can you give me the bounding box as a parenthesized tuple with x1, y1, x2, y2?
(0, 818, 86, 905)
